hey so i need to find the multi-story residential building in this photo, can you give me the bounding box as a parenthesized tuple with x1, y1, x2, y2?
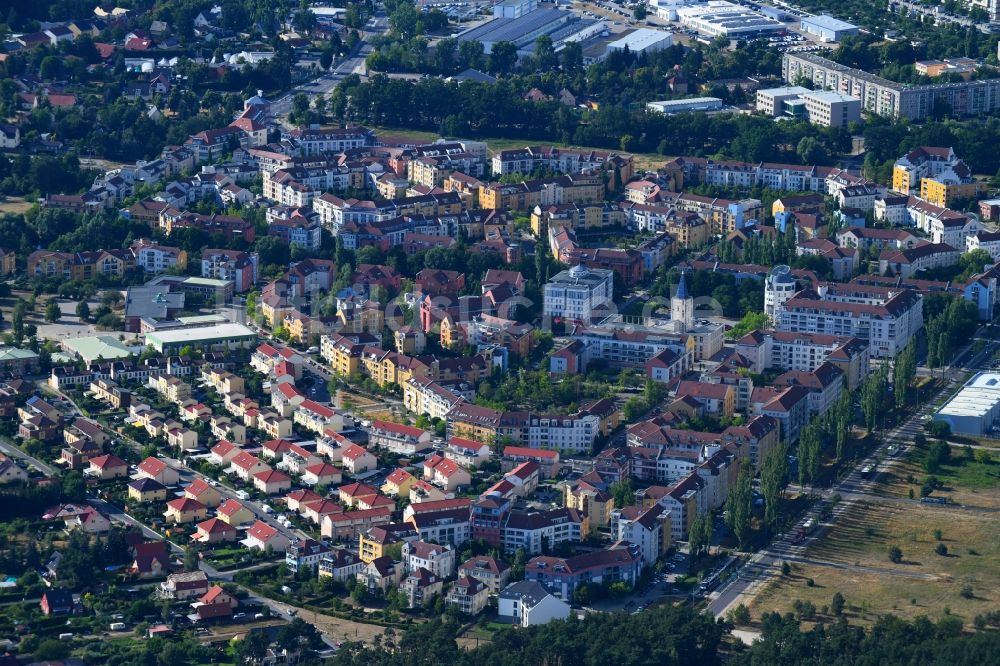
(369, 420, 432, 454)
(774, 283, 923, 358)
(611, 504, 672, 567)
(458, 555, 511, 594)
(502, 508, 584, 555)
(524, 542, 643, 600)
(402, 540, 456, 578)
(750, 385, 811, 444)
(782, 52, 1000, 120)
(735, 329, 870, 391)
(879, 242, 961, 279)
(402, 377, 469, 420)
(200, 249, 258, 293)
(542, 265, 614, 323)
(130, 239, 187, 274)
(480, 175, 604, 212)
(446, 575, 490, 615)
(892, 146, 980, 207)
(774, 362, 845, 417)
(281, 126, 375, 155)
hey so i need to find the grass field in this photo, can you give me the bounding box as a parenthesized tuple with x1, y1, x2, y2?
(877, 444, 1000, 509)
(0, 196, 33, 215)
(749, 501, 1000, 625)
(371, 126, 668, 173)
(749, 438, 1000, 626)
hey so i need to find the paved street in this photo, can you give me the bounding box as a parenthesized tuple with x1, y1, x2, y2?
(0, 435, 57, 476)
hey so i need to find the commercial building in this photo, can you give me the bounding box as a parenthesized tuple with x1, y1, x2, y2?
(934, 372, 1000, 435)
(144, 323, 257, 354)
(542, 265, 614, 323)
(647, 97, 724, 114)
(800, 91, 862, 128)
(677, 1, 784, 38)
(755, 86, 810, 116)
(605, 28, 673, 57)
(456, 8, 603, 55)
(799, 15, 859, 42)
(782, 52, 1000, 120)
(756, 87, 861, 127)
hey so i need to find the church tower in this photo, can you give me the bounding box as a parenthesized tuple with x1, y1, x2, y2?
(671, 271, 694, 333)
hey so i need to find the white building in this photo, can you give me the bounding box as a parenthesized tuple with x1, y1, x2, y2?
(647, 97, 723, 114)
(775, 283, 923, 358)
(543, 265, 614, 323)
(677, 1, 784, 38)
(764, 265, 798, 319)
(934, 371, 1000, 435)
(498, 581, 571, 627)
(605, 28, 672, 57)
(801, 91, 862, 128)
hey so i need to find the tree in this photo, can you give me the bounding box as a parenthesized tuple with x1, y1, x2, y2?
(44, 300, 60, 322)
(796, 136, 828, 165)
(894, 341, 916, 409)
(610, 478, 634, 508)
(488, 41, 518, 75)
(760, 443, 789, 531)
(12, 301, 25, 341)
(888, 545, 903, 563)
(797, 422, 822, 486)
(291, 93, 310, 123)
(75, 300, 90, 322)
(689, 511, 712, 559)
(725, 460, 754, 549)
(831, 591, 845, 615)
(234, 628, 270, 664)
(320, 49, 334, 70)
(727, 603, 751, 625)
(184, 548, 199, 572)
(633, 3, 648, 20)
(33, 639, 70, 662)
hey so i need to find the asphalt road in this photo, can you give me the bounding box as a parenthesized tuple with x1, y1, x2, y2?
(0, 435, 57, 476)
(269, 16, 386, 119)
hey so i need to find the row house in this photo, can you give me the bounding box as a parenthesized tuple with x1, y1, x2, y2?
(321, 507, 393, 541)
(27, 249, 136, 281)
(369, 420, 432, 454)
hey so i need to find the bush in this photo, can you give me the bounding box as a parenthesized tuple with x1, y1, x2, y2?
(781, 561, 791, 576)
(935, 543, 948, 556)
(727, 604, 751, 625)
(960, 584, 974, 599)
(888, 545, 903, 563)
(933, 529, 943, 541)
(831, 592, 845, 616)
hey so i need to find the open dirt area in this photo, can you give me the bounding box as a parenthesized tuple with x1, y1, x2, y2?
(749, 499, 1000, 625)
(0, 196, 33, 215)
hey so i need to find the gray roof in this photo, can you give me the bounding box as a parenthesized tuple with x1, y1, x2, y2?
(499, 580, 555, 607)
